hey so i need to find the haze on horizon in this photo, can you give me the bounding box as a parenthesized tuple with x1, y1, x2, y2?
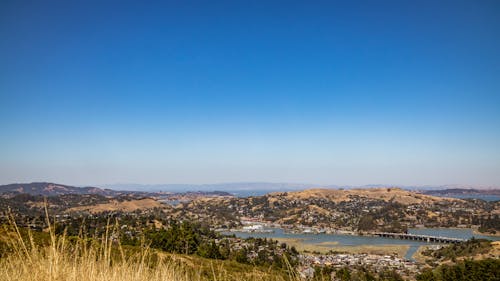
(1, 1, 500, 187)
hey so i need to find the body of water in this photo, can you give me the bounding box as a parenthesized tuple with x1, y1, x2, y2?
(224, 227, 500, 261)
(433, 194, 500, 201)
(408, 228, 500, 240)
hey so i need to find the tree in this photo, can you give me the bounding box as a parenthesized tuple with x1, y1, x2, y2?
(336, 268, 351, 281)
(197, 241, 222, 259)
(358, 215, 375, 231)
(233, 248, 248, 263)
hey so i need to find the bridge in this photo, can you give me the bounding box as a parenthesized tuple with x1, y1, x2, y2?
(372, 232, 467, 244)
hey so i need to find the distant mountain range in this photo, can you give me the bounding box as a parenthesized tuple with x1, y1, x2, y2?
(103, 182, 314, 195)
(423, 188, 500, 196)
(103, 182, 500, 193)
(0, 182, 234, 197)
(0, 182, 121, 197)
(1, 182, 498, 198)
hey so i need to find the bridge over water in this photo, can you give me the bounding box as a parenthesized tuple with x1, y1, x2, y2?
(372, 232, 467, 244)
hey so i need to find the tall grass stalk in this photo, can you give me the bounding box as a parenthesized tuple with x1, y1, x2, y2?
(0, 208, 297, 281)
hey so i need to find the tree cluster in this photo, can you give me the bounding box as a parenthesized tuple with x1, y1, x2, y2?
(416, 259, 500, 281)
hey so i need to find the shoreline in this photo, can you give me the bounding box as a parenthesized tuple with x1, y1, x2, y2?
(472, 228, 500, 237)
(273, 237, 410, 257)
(227, 226, 499, 260)
(411, 245, 432, 264)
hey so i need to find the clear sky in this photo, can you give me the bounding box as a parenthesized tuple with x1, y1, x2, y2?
(1, 1, 499, 186)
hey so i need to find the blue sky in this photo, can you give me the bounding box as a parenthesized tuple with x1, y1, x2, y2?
(1, 1, 499, 186)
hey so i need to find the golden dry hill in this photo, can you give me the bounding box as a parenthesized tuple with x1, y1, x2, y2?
(269, 187, 458, 205)
(67, 198, 164, 213)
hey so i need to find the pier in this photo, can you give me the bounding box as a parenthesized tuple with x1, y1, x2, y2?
(372, 232, 466, 244)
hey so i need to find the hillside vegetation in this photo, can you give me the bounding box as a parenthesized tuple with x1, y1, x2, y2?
(416, 259, 500, 281)
(0, 218, 296, 281)
(422, 238, 494, 262)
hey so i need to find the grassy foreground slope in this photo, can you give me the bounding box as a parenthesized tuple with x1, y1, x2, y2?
(0, 222, 296, 281)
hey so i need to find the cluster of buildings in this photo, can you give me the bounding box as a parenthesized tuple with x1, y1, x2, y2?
(297, 253, 421, 279)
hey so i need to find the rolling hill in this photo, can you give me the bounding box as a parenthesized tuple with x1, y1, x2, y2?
(0, 182, 120, 197)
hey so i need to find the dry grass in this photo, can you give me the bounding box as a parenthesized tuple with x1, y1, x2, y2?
(0, 209, 298, 281)
(277, 188, 458, 205)
(273, 238, 338, 253)
(327, 244, 410, 257)
(66, 198, 164, 213)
